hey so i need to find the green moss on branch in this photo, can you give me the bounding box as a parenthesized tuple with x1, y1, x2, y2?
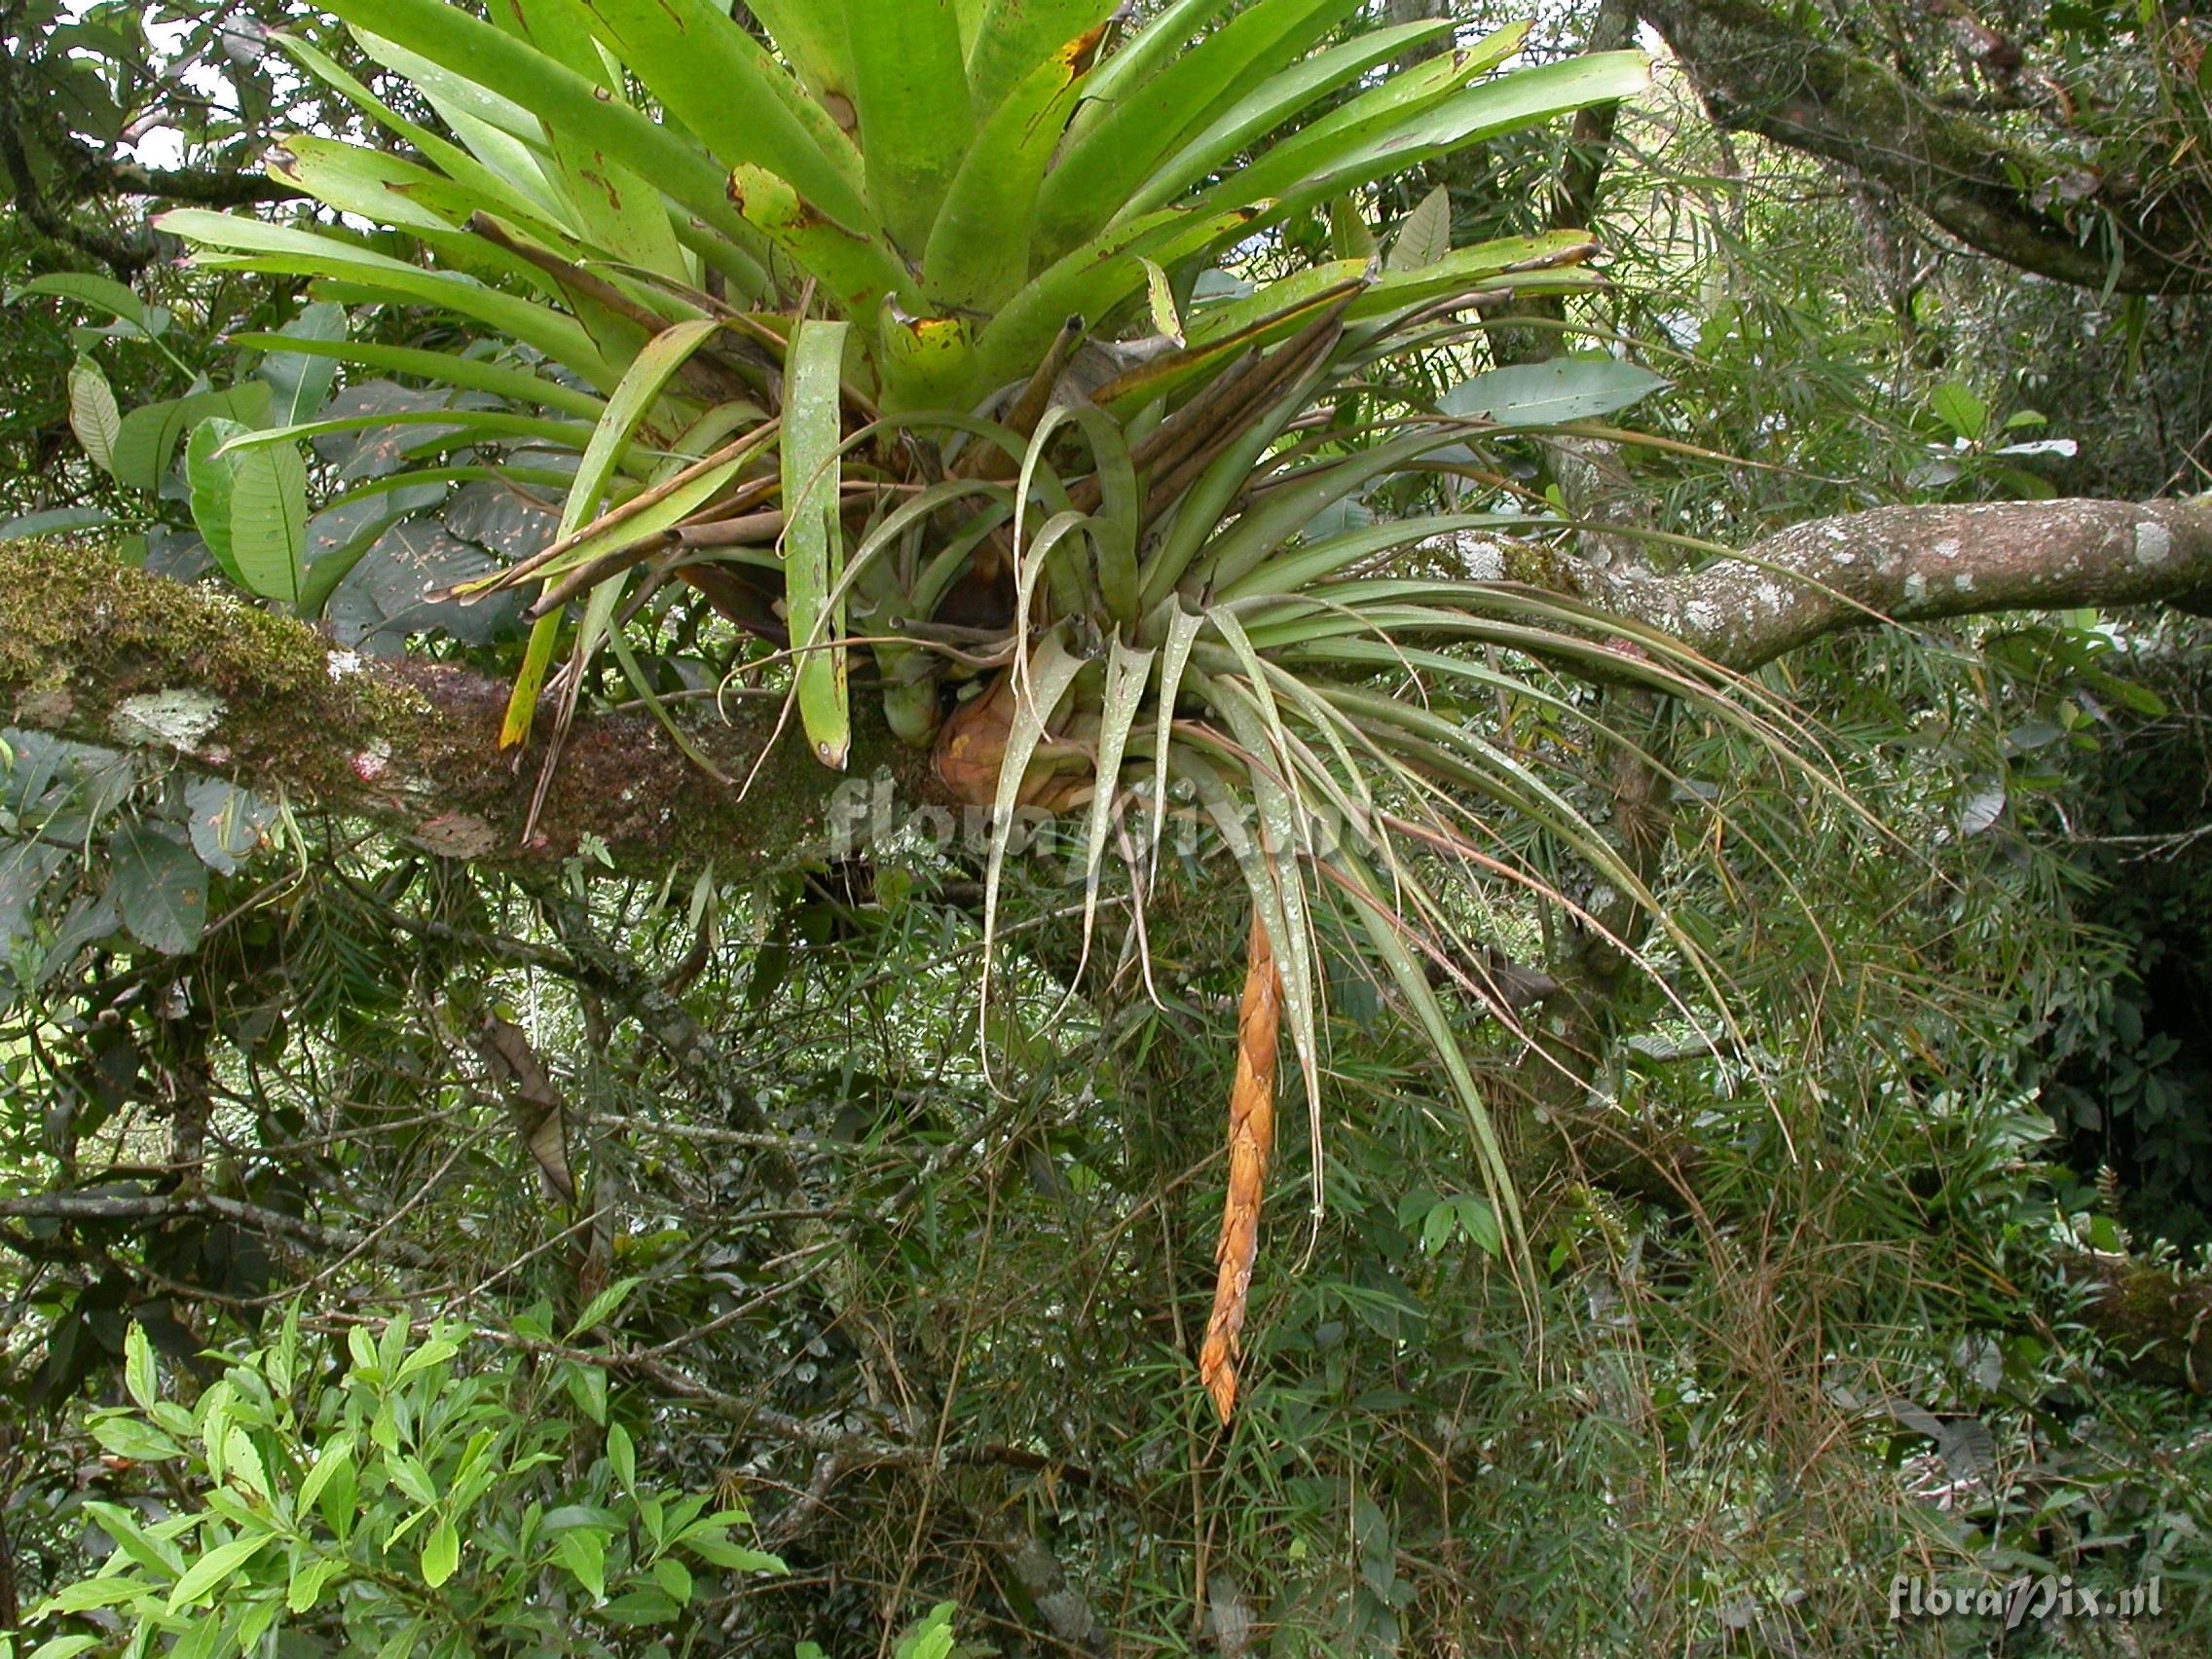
(0, 540, 929, 874)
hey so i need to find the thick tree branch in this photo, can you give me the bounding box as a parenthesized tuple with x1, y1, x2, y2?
(1641, 0, 2212, 294)
(0, 539, 932, 874)
(1562, 496, 2212, 667)
(77, 156, 295, 209)
(2058, 1251, 2212, 1394)
(8, 502, 2207, 873)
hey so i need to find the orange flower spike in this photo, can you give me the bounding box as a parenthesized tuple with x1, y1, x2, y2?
(1198, 910, 1283, 1423)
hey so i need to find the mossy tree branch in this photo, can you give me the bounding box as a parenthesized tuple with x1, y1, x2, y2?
(0, 539, 932, 874)
(2058, 1251, 2212, 1394)
(6, 501, 2209, 875)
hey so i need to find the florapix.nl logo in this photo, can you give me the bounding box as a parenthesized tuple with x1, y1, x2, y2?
(1888, 1572, 2164, 1632)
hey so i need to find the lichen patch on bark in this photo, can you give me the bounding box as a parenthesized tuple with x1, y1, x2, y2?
(109, 688, 225, 751)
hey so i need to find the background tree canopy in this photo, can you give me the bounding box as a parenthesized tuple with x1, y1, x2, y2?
(1, 2, 2209, 1655)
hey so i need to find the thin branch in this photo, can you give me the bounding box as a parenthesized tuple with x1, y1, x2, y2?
(0, 1190, 434, 1268)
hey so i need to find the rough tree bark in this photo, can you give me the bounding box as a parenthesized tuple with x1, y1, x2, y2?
(1563, 495, 2212, 664)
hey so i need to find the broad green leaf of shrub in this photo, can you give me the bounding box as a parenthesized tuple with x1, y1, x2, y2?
(1440, 356, 1672, 426)
(106, 822, 208, 955)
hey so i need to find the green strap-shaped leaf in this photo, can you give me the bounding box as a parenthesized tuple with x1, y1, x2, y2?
(293, 22, 767, 302)
(1309, 653, 1795, 1098)
(559, 317, 723, 537)
(501, 315, 726, 749)
(576, 0, 869, 230)
(783, 318, 855, 770)
(1034, 249, 1582, 417)
(1060, 0, 1233, 150)
(552, 569, 637, 765)
(923, 26, 1104, 313)
(965, 0, 1118, 117)
(493, 0, 694, 283)
(503, 615, 566, 754)
(265, 135, 579, 280)
(1195, 22, 1522, 217)
(1316, 673, 1673, 906)
(1186, 233, 1597, 349)
(1137, 345, 1336, 610)
(349, 22, 544, 149)
(1124, 18, 1461, 218)
(272, 28, 531, 201)
(1194, 427, 1462, 593)
(345, 23, 572, 224)
(742, 0, 859, 120)
(200, 254, 616, 387)
(1253, 52, 1655, 224)
(1088, 271, 1365, 414)
(520, 457, 749, 591)
(276, 26, 709, 294)
(316, 0, 764, 259)
(969, 205, 1264, 397)
(215, 407, 598, 461)
(1035, 0, 1360, 261)
(161, 210, 618, 390)
(1219, 511, 1534, 600)
(224, 334, 607, 422)
(846, 0, 975, 255)
(1155, 256, 1361, 371)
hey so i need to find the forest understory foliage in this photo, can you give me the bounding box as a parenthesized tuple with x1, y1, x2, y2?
(1, 2, 2210, 1656)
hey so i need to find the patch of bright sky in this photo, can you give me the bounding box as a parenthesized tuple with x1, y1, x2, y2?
(67, 1, 235, 171)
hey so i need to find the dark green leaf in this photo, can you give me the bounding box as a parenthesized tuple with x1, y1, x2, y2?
(107, 824, 209, 955)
